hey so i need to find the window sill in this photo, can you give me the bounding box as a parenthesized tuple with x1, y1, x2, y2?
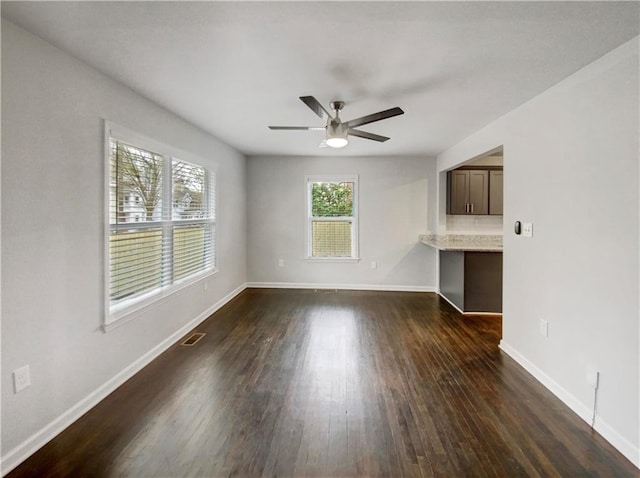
(104, 268, 218, 332)
(304, 257, 361, 263)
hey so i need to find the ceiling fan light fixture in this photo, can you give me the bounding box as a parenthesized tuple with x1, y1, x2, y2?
(326, 136, 348, 148)
(326, 120, 348, 148)
(268, 96, 404, 149)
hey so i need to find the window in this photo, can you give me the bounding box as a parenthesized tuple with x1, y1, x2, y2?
(306, 175, 359, 261)
(106, 124, 215, 327)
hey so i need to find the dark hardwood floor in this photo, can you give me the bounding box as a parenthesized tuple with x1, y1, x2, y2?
(9, 289, 636, 477)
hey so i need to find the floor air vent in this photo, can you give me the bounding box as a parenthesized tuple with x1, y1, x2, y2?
(180, 332, 206, 347)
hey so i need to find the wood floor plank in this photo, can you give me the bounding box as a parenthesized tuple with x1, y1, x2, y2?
(7, 289, 637, 477)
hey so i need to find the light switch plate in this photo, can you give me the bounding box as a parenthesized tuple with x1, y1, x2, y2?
(523, 222, 533, 237)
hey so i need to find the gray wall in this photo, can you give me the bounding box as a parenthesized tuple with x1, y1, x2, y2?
(438, 37, 639, 465)
(1, 19, 247, 468)
(246, 155, 438, 290)
(3, 14, 638, 473)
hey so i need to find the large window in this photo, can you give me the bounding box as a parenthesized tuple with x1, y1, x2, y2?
(106, 124, 215, 326)
(306, 175, 358, 260)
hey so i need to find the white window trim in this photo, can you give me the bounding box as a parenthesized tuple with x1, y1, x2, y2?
(305, 174, 360, 262)
(103, 121, 218, 331)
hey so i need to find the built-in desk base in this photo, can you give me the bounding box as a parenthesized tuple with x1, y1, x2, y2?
(440, 250, 502, 314)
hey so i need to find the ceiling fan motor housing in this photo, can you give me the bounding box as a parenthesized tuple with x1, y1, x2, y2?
(327, 119, 347, 137)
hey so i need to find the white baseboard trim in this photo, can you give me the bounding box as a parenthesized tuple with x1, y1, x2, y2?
(1, 283, 248, 477)
(499, 340, 640, 469)
(245, 281, 436, 293)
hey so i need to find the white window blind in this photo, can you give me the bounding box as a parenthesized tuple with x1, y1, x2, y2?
(306, 176, 358, 260)
(107, 131, 215, 326)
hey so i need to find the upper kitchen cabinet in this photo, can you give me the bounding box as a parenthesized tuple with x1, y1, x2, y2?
(448, 170, 470, 214)
(447, 170, 489, 215)
(489, 170, 503, 215)
(447, 167, 503, 216)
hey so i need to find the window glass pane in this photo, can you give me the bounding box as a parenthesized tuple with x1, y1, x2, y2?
(312, 221, 352, 257)
(109, 228, 163, 302)
(172, 160, 206, 220)
(107, 131, 216, 321)
(111, 140, 163, 224)
(173, 224, 214, 282)
(311, 182, 353, 217)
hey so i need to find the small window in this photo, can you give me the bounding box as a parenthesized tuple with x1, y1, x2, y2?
(106, 124, 216, 327)
(306, 175, 359, 261)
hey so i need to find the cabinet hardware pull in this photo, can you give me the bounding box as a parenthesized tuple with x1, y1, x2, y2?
(471, 203, 474, 213)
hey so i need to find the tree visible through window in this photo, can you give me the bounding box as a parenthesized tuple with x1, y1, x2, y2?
(307, 177, 358, 259)
(108, 134, 215, 323)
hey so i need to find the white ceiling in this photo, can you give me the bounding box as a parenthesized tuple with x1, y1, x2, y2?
(3, 1, 638, 157)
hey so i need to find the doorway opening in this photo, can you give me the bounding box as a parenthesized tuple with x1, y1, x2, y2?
(436, 146, 504, 322)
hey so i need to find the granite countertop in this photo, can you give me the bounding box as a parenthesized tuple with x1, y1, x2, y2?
(419, 234, 503, 252)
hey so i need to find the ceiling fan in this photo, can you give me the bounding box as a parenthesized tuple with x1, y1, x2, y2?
(268, 96, 404, 148)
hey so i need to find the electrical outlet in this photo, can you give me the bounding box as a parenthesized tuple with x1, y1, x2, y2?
(13, 365, 31, 393)
(371, 261, 377, 269)
(278, 259, 284, 267)
(539, 319, 548, 338)
(523, 222, 533, 237)
(587, 369, 600, 389)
